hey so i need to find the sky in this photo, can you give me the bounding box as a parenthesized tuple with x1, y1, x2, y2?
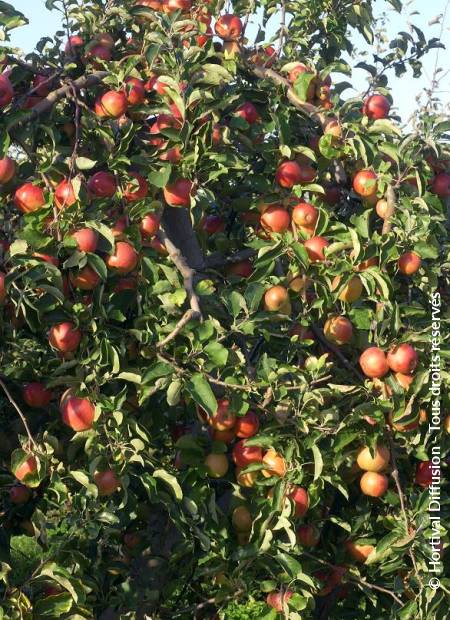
(8, 0, 450, 123)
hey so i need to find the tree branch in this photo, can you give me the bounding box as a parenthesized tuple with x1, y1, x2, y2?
(0, 378, 37, 449)
(311, 324, 365, 381)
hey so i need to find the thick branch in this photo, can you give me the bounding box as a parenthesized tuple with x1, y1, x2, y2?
(8, 71, 108, 130)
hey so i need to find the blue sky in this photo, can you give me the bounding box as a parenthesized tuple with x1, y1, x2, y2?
(9, 0, 450, 123)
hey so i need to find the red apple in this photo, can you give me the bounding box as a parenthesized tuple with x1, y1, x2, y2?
(123, 172, 148, 202)
(88, 171, 117, 197)
(14, 183, 46, 213)
(99, 90, 128, 118)
(359, 347, 389, 378)
(235, 411, 259, 438)
(236, 102, 259, 124)
(140, 213, 161, 237)
(398, 251, 421, 275)
(0, 73, 14, 108)
(304, 236, 329, 262)
(353, 170, 378, 197)
(415, 461, 433, 487)
(201, 214, 225, 235)
(10, 484, 31, 504)
(387, 344, 418, 374)
(297, 524, 320, 547)
(0, 272, 6, 304)
(0, 157, 16, 183)
(266, 590, 293, 612)
(95, 470, 120, 495)
(289, 485, 309, 517)
(106, 241, 139, 274)
(323, 315, 353, 345)
(232, 439, 263, 467)
(360, 471, 388, 497)
(431, 172, 450, 198)
(22, 383, 52, 408)
(163, 178, 193, 207)
(14, 455, 37, 483)
(49, 322, 81, 353)
(214, 14, 242, 40)
(61, 395, 95, 431)
(125, 77, 146, 105)
(71, 228, 98, 253)
(260, 205, 290, 233)
(362, 94, 391, 120)
(64, 35, 84, 55)
(70, 265, 101, 290)
(54, 179, 77, 209)
(226, 260, 253, 278)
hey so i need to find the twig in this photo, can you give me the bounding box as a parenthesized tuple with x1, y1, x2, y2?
(311, 325, 364, 381)
(157, 309, 198, 349)
(205, 247, 256, 269)
(301, 551, 403, 606)
(276, 0, 286, 57)
(386, 429, 423, 584)
(0, 378, 37, 449)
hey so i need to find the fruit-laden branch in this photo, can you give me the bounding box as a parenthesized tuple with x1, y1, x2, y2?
(249, 63, 348, 184)
(0, 378, 37, 449)
(8, 70, 109, 130)
(310, 325, 365, 381)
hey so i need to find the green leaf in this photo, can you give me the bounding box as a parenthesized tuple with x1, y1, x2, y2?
(204, 342, 229, 367)
(311, 444, 323, 481)
(292, 72, 316, 102)
(153, 469, 183, 500)
(75, 157, 97, 170)
(33, 592, 73, 617)
(166, 379, 182, 406)
(186, 373, 217, 416)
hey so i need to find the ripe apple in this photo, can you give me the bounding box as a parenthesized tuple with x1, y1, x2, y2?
(99, 90, 128, 118)
(212, 428, 236, 444)
(266, 590, 293, 612)
(125, 77, 146, 106)
(288, 62, 313, 83)
(332, 275, 363, 302)
(260, 205, 290, 233)
(49, 322, 81, 353)
(304, 236, 329, 262)
(362, 94, 391, 120)
(356, 445, 390, 472)
(236, 102, 259, 124)
(264, 285, 290, 313)
(235, 411, 259, 438)
(353, 169, 378, 197)
(140, 213, 161, 237)
(88, 171, 117, 197)
(95, 470, 120, 496)
(323, 315, 353, 345)
(415, 461, 433, 487)
(288, 485, 309, 517)
(70, 265, 101, 290)
(359, 347, 389, 378)
(106, 241, 139, 274)
(275, 160, 303, 188)
(208, 399, 236, 431)
(232, 505, 252, 532)
(163, 178, 193, 207)
(0, 157, 16, 183)
(14, 455, 37, 483)
(262, 449, 287, 477)
(214, 14, 242, 40)
(71, 228, 98, 253)
(431, 172, 450, 198)
(64, 35, 84, 55)
(123, 172, 148, 202)
(93, 32, 115, 49)
(360, 471, 388, 497)
(398, 251, 421, 275)
(0, 73, 14, 108)
(22, 383, 52, 408)
(111, 215, 127, 238)
(375, 198, 389, 219)
(55, 179, 77, 209)
(387, 344, 418, 374)
(232, 439, 263, 467)
(61, 395, 95, 431)
(297, 524, 320, 547)
(226, 260, 253, 278)
(85, 44, 112, 65)
(10, 484, 31, 504)
(201, 214, 225, 235)
(345, 541, 375, 562)
(292, 202, 318, 232)
(160, 146, 182, 163)
(205, 453, 229, 477)
(14, 183, 46, 213)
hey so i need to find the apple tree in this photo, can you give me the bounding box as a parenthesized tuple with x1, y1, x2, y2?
(0, 0, 449, 618)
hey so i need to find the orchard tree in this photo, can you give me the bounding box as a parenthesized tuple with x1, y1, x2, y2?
(0, 0, 449, 618)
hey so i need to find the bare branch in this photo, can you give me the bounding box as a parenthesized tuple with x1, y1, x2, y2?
(0, 378, 37, 450)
